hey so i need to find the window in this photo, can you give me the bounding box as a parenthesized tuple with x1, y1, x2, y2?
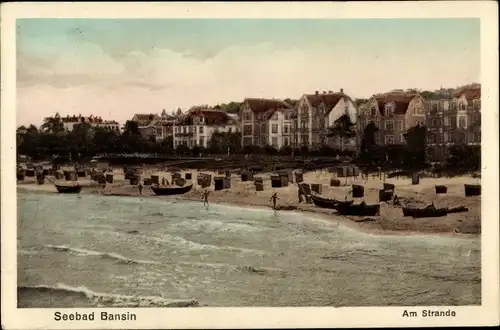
(444, 117, 450, 127)
(199, 126, 204, 134)
(460, 104, 466, 111)
(385, 120, 394, 131)
(284, 125, 289, 134)
(400, 134, 405, 143)
(272, 137, 278, 146)
(243, 125, 252, 135)
(272, 124, 278, 134)
(199, 138, 204, 146)
(458, 115, 467, 129)
(243, 137, 253, 146)
(371, 108, 377, 116)
(384, 104, 394, 116)
(284, 137, 289, 146)
(243, 111, 252, 121)
(272, 113, 279, 121)
(384, 135, 395, 145)
(450, 117, 456, 128)
(444, 131, 449, 143)
(396, 120, 403, 130)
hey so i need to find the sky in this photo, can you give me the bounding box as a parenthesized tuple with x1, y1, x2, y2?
(16, 18, 480, 126)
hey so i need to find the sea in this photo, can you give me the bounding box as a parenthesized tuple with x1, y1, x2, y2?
(16, 190, 481, 308)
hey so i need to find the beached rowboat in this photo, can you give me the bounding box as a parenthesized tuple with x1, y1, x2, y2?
(402, 206, 448, 218)
(55, 184, 82, 194)
(335, 203, 380, 216)
(310, 194, 353, 210)
(150, 184, 193, 196)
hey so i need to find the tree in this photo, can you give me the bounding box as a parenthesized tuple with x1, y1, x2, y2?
(40, 116, 64, 134)
(403, 124, 428, 170)
(284, 98, 298, 107)
(326, 114, 356, 152)
(358, 121, 379, 165)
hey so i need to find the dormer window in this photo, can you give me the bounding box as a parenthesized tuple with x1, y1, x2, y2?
(384, 104, 394, 116)
(370, 108, 377, 116)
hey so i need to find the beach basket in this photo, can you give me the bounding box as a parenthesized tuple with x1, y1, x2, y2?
(294, 171, 304, 183)
(143, 178, 152, 186)
(25, 169, 35, 177)
(106, 174, 114, 184)
(379, 189, 394, 202)
(411, 172, 420, 185)
(129, 176, 139, 185)
(383, 183, 395, 191)
(42, 169, 49, 176)
(225, 171, 231, 178)
(435, 185, 447, 194)
(255, 182, 264, 191)
(151, 175, 160, 185)
(241, 172, 253, 182)
(185, 173, 192, 180)
(77, 170, 86, 178)
(271, 174, 282, 188)
(352, 185, 365, 198)
(330, 178, 341, 187)
(254, 176, 263, 184)
(36, 174, 45, 185)
(311, 183, 322, 195)
(214, 177, 224, 191)
(174, 177, 186, 187)
(464, 184, 481, 197)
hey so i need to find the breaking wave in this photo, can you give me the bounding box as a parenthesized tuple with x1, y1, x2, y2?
(18, 283, 199, 307)
(45, 245, 158, 265)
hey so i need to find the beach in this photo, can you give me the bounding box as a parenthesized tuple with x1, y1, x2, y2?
(17, 168, 481, 237)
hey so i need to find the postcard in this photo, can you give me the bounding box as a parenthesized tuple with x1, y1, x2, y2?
(1, 1, 499, 329)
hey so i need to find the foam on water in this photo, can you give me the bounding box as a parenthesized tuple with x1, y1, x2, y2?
(45, 245, 159, 265)
(18, 283, 199, 307)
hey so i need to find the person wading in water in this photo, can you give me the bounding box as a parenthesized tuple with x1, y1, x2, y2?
(270, 192, 279, 210)
(202, 190, 210, 208)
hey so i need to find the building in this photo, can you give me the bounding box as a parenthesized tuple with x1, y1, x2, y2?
(173, 107, 239, 149)
(131, 110, 179, 142)
(426, 85, 481, 161)
(51, 113, 120, 132)
(240, 98, 294, 149)
(293, 89, 358, 150)
(357, 90, 426, 146)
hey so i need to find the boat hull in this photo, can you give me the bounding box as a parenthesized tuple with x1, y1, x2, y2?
(310, 194, 353, 210)
(402, 207, 448, 218)
(55, 185, 82, 194)
(151, 184, 193, 196)
(335, 203, 380, 216)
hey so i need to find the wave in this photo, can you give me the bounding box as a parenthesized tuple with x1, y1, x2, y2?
(45, 245, 158, 265)
(152, 234, 266, 255)
(18, 283, 199, 307)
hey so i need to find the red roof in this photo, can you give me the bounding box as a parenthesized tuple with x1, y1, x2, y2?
(455, 88, 481, 101)
(181, 110, 232, 125)
(304, 93, 344, 109)
(244, 98, 292, 114)
(374, 93, 416, 115)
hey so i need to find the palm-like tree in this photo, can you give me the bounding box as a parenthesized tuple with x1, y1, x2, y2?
(40, 116, 64, 134)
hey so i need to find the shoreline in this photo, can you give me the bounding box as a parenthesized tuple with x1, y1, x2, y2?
(16, 178, 481, 239)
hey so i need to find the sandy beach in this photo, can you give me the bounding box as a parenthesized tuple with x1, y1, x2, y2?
(17, 168, 481, 237)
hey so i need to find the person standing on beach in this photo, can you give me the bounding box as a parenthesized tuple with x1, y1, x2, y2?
(202, 190, 210, 207)
(270, 192, 279, 210)
(138, 182, 143, 195)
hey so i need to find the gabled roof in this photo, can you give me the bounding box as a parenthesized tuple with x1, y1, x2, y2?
(244, 98, 292, 113)
(454, 88, 481, 101)
(303, 92, 345, 109)
(373, 93, 418, 115)
(180, 109, 233, 126)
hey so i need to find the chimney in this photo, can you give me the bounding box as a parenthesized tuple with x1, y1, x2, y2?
(340, 88, 344, 94)
(315, 90, 319, 95)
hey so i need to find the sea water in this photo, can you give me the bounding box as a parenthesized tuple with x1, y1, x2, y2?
(16, 191, 481, 307)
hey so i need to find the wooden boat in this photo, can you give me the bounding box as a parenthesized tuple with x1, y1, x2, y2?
(55, 184, 82, 194)
(310, 194, 353, 210)
(151, 184, 193, 196)
(464, 184, 481, 197)
(447, 206, 469, 214)
(335, 203, 380, 216)
(402, 205, 448, 218)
